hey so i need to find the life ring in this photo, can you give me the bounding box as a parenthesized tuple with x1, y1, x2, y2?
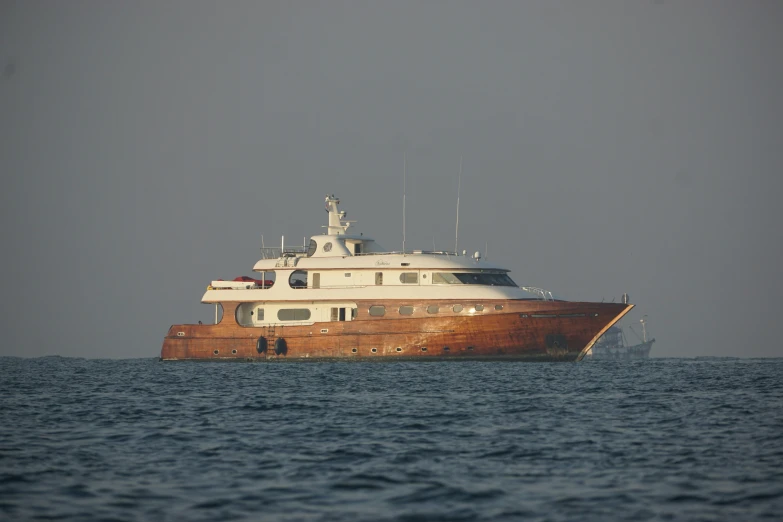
(274, 337, 287, 356)
(256, 336, 267, 354)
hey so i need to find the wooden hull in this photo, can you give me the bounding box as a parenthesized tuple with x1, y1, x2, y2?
(161, 300, 633, 362)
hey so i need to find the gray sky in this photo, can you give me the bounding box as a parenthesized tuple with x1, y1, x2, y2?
(1, 1, 781, 358)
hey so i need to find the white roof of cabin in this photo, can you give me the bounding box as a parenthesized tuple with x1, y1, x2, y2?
(252, 251, 509, 272)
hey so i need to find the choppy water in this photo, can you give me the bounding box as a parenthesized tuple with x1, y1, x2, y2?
(1, 357, 781, 521)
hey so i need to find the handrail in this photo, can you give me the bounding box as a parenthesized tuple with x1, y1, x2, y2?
(520, 286, 555, 301)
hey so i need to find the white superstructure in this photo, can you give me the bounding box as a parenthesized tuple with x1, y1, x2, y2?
(203, 195, 543, 325)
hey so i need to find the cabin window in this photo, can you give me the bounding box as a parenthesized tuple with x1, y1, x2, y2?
(475, 304, 484, 312)
(307, 239, 317, 257)
(453, 304, 463, 313)
(256, 308, 264, 320)
(495, 305, 504, 311)
(312, 273, 320, 289)
(399, 306, 414, 315)
(331, 307, 348, 321)
(323, 242, 333, 252)
(289, 270, 307, 289)
(344, 273, 351, 277)
(277, 309, 312, 321)
(399, 272, 418, 284)
(353, 243, 362, 254)
(427, 305, 439, 314)
(375, 272, 383, 285)
(331, 308, 338, 321)
(352, 308, 358, 319)
(369, 305, 385, 317)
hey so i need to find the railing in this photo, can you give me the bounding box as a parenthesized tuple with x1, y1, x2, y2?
(354, 250, 458, 256)
(259, 246, 309, 260)
(520, 286, 555, 301)
(259, 247, 461, 260)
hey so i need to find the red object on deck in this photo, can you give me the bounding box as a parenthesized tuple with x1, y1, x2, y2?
(233, 276, 274, 287)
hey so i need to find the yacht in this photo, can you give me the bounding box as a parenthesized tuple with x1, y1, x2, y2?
(161, 195, 633, 361)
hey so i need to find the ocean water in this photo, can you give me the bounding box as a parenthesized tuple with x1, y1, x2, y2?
(0, 357, 781, 521)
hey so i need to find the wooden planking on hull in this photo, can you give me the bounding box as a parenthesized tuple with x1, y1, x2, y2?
(161, 301, 633, 362)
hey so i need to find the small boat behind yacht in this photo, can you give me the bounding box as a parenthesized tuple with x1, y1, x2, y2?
(161, 195, 633, 361)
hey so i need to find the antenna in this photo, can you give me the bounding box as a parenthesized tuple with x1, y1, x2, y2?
(455, 155, 462, 254)
(403, 152, 407, 255)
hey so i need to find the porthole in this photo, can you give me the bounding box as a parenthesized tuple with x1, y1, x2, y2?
(351, 348, 358, 353)
(323, 242, 333, 252)
(420, 347, 427, 352)
(475, 304, 484, 311)
(369, 305, 386, 317)
(495, 304, 504, 311)
(213, 349, 219, 355)
(176, 331, 185, 337)
(453, 304, 463, 313)
(396, 347, 402, 352)
(231, 349, 237, 355)
(399, 305, 414, 315)
(467, 346, 474, 351)
(443, 346, 450, 352)
(320, 329, 328, 334)
(427, 305, 439, 314)
(371, 347, 378, 353)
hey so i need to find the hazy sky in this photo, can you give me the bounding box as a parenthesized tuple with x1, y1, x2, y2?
(1, 1, 781, 358)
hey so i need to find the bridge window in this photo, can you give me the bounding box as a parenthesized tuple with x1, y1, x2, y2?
(277, 309, 311, 321)
(432, 272, 517, 286)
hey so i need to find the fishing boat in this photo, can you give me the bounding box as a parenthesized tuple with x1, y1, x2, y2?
(586, 317, 655, 359)
(161, 195, 633, 361)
